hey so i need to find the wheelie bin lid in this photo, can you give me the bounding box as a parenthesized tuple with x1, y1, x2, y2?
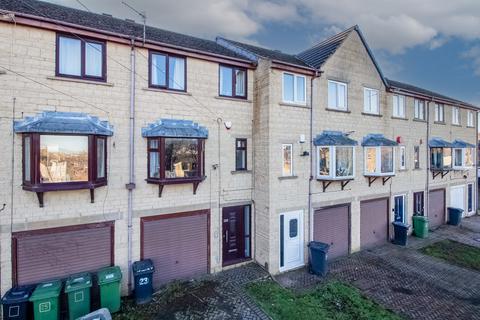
(1, 285, 35, 304)
(132, 259, 155, 276)
(392, 221, 410, 229)
(29, 280, 62, 301)
(97, 266, 122, 285)
(413, 215, 428, 222)
(447, 207, 464, 213)
(65, 272, 92, 293)
(308, 241, 330, 252)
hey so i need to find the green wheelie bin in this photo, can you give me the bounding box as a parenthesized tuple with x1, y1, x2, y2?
(97, 266, 122, 313)
(29, 280, 62, 320)
(412, 215, 429, 238)
(65, 273, 92, 320)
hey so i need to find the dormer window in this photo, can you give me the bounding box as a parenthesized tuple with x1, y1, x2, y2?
(14, 112, 113, 207)
(142, 119, 208, 197)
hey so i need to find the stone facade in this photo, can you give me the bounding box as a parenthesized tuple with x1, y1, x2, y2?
(0, 16, 477, 297)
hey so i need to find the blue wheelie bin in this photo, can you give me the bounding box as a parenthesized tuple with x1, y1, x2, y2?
(1, 285, 35, 320)
(132, 259, 155, 305)
(308, 241, 330, 276)
(447, 207, 464, 226)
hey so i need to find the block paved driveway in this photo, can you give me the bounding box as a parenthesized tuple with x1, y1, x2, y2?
(276, 215, 480, 320)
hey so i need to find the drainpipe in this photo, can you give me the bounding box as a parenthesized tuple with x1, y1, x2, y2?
(126, 39, 136, 294)
(425, 98, 432, 218)
(308, 70, 321, 242)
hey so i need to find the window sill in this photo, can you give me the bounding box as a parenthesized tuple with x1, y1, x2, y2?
(278, 175, 298, 180)
(47, 76, 113, 86)
(364, 173, 395, 177)
(215, 96, 251, 103)
(279, 102, 309, 109)
(142, 87, 192, 95)
(231, 170, 252, 174)
(434, 121, 446, 125)
(466, 125, 475, 128)
(325, 108, 350, 113)
(391, 116, 408, 121)
(0, 70, 6, 75)
(413, 118, 427, 123)
(316, 177, 354, 181)
(362, 112, 382, 118)
(452, 124, 462, 127)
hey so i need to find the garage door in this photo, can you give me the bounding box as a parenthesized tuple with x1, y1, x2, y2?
(13, 222, 114, 285)
(429, 189, 446, 229)
(142, 210, 209, 289)
(360, 198, 389, 250)
(313, 205, 349, 259)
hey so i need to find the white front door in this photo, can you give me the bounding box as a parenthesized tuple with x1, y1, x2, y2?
(450, 185, 465, 216)
(279, 210, 304, 272)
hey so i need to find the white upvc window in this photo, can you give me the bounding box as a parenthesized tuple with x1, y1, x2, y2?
(467, 111, 474, 127)
(452, 107, 460, 125)
(392, 95, 406, 118)
(364, 146, 395, 176)
(283, 73, 306, 104)
(282, 144, 293, 176)
(363, 87, 379, 114)
(399, 146, 406, 170)
(328, 80, 347, 110)
(414, 99, 425, 120)
(431, 147, 452, 170)
(453, 147, 474, 169)
(434, 103, 444, 122)
(317, 146, 355, 180)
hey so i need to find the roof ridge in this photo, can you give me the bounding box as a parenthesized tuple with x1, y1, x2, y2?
(298, 25, 357, 55)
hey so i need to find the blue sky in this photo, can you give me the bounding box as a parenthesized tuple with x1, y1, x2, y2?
(47, 0, 480, 105)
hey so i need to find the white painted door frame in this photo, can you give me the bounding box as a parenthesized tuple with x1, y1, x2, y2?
(279, 210, 304, 272)
(450, 185, 466, 217)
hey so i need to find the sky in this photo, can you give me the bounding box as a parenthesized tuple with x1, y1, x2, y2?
(44, 0, 480, 105)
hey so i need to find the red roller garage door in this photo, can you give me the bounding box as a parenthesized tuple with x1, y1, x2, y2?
(360, 198, 389, 250)
(12, 222, 114, 286)
(429, 189, 446, 229)
(313, 205, 350, 259)
(141, 210, 209, 289)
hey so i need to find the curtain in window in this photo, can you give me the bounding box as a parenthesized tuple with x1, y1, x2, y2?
(97, 138, 105, 178)
(85, 42, 103, 77)
(443, 148, 452, 167)
(336, 147, 353, 177)
(169, 57, 185, 90)
(235, 69, 246, 96)
(220, 67, 233, 96)
(24, 137, 31, 181)
(366, 148, 376, 173)
(151, 54, 166, 86)
(149, 151, 160, 178)
(454, 149, 463, 167)
(59, 37, 81, 76)
(381, 147, 393, 173)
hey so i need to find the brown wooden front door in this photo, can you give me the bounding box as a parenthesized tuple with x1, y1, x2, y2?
(222, 205, 251, 266)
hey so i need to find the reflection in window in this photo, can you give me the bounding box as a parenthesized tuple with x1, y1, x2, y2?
(319, 147, 330, 176)
(366, 147, 377, 174)
(336, 147, 354, 177)
(454, 148, 463, 167)
(282, 144, 293, 176)
(150, 52, 185, 90)
(289, 219, 298, 238)
(24, 136, 31, 182)
(165, 138, 198, 178)
(465, 148, 474, 167)
(365, 146, 394, 176)
(40, 135, 88, 183)
(381, 147, 394, 173)
(96, 138, 106, 179)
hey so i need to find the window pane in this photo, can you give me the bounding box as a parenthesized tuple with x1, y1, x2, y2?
(40, 135, 88, 183)
(338, 83, 346, 109)
(244, 206, 251, 257)
(283, 74, 294, 102)
(431, 148, 442, 169)
(296, 76, 305, 102)
(465, 148, 473, 166)
(443, 148, 452, 167)
(168, 57, 185, 90)
(59, 36, 81, 76)
(381, 147, 393, 173)
(236, 149, 246, 170)
(85, 42, 102, 77)
(366, 148, 377, 173)
(24, 136, 31, 182)
(165, 138, 198, 178)
(335, 147, 353, 177)
(149, 139, 159, 149)
(235, 69, 246, 96)
(399, 96, 405, 117)
(289, 219, 298, 238)
(96, 138, 105, 179)
(151, 54, 166, 86)
(454, 148, 463, 167)
(282, 144, 292, 176)
(220, 66, 233, 96)
(414, 146, 420, 169)
(371, 90, 379, 113)
(149, 151, 160, 178)
(319, 147, 330, 176)
(393, 96, 398, 116)
(364, 89, 370, 112)
(400, 146, 406, 169)
(328, 81, 337, 108)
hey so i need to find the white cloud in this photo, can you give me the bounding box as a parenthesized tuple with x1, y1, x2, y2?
(462, 45, 480, 76)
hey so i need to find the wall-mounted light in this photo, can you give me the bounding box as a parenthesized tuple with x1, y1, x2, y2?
(224, 121, 232, 130)
(299, 134, 306, 144)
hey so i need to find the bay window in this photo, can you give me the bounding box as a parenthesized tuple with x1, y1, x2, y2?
(431, 147, 452, 170)
(451, 140, 475, 169)
(317, 146, 355, 180)
(219, 65, 247, 98)
(149, 51, 186, 91)
(364, 146, 395, 176)
(363, 87, 379, 114)
(57, 34, 106, 81)
(283, 73, 306, 104)
(328, 80, 347, 110)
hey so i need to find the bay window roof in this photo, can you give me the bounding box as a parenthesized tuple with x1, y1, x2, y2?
(314, 131, 358, 146)
(451, 139, 475, 148)
(361, 134, 397, 147)
(14, 111, 113, 136)
(142, 119, 208, 138)
(428, 138, 453, 148)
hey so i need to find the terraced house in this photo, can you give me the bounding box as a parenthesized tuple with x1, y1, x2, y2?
(0, 0, 477, 298)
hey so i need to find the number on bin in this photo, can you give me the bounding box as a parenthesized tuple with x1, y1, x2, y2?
(39, 302, 51, 313)
(139, 277, 149, 285)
